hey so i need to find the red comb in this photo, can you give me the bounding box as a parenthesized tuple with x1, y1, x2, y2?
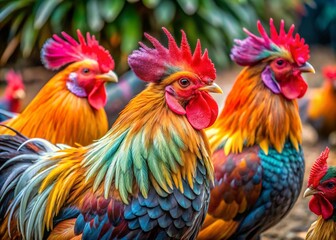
(308, 147, 330, 187)
(128, 27, 216, 83)
(41, 30, 114, 73)
(5, 69, 23, 88)
(322, 65, 336, 80)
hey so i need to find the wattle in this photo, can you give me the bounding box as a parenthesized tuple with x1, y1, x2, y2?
(309, 195, 334, 220)
(88, 83, 107, 110)
(186, 92, 218, 130)
(279, 75, 308, 100)
(165, 91, 218, 130)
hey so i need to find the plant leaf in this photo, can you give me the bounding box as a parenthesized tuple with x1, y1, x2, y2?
(87, 0, 104, 31)
(50, 2, 72, 33)
(34, 0, 62, 29)
(154, 0, 176, 25)
(143, 0, 161, 9)
(177, 0, 198, 15)
(21, 15, 38, 58)
(99, 0, 125, 22)
(0, 0, 32, 22)
(119, 6, 141, 54)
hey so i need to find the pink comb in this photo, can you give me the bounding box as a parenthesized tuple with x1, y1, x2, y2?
(41, 30, 114, 73)
(235, 18, 310, 66)
(5, 69, 24, 89)
(308, 147, 330, 187)
(322, 65, 336, 80)
(128, 27, 216, 83)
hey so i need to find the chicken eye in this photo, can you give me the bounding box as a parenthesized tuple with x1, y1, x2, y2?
(276, 59, 285, 66)
(82, 68, 90, 74)
(325, 182, 335, 189)
(179, 78, 190, 88)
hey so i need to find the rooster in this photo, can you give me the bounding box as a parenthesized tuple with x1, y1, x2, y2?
(304, 147, 336, 239)
(0, 27, 222, 239)
(0, 30, 118, 146)
(0, 69, 25, 122)
(300, 65, 336, 139)
(197, 19, 315, 240)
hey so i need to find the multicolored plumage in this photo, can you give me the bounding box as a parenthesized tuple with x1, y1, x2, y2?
(0, 69, 25, 122)
(304, 147, 336, 239)
(198, 19, 315, 240)
(0, 30, 118, 146)
(300, 65, 336, 139)
(0, 28, 222, 239)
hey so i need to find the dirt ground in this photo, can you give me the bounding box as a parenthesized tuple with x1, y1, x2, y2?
(0, 46, 335, 239)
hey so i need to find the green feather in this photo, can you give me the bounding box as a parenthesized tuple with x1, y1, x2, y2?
(26, 186, 51, 240)
(321, 167, 336, 182)
(147, 150, 169, 192)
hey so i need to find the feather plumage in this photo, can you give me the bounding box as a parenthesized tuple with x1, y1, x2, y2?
(304, 147, 336, 239)
(198, 19, 314, 240)
(0, 28, 221, 239)
(0, 30, 117, 146)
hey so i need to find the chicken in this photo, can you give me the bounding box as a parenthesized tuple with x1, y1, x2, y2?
(0, 27, 222, 239)
(304, 147, 336, 240)
(197, 19, 315, 239)
(300, 65, 336, 139)
(105, 71, 146, 126)
(0, 30, 118, 146)
(0, 69, 25, 122)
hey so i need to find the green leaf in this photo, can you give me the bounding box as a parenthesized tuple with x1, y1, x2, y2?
(73, 1, 87, 33)
(142, 0, 161, 9)
(34, 0, 63, 29)
(99, 0, 125, 22)
(154, 0, 176, 25)
(0, 0, 32, 22)
(177, 0, 198, 15)
(198, 0, 224, 27)
(9, 12, 25, 39)
(21, 15, 38, 57)
(50, 2, 72, 33)
(87, 0, 104, 31)
(119, 6, 141, 54)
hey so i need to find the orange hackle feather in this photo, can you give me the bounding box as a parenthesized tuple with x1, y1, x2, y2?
(207, 65, 302, 155)
(306, 216, 336, 240)
(0, 61, 108, 146)
(0, 29, 116, 146)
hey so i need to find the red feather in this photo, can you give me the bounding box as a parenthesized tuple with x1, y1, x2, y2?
(308, 147, 330, 187)
(128, 27, 216, 84)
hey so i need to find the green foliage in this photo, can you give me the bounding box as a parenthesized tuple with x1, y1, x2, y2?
(0, 0, 307, 72)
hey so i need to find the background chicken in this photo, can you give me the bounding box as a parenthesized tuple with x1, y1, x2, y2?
(0, 30, 118, 146)
(105, 71, 146, 126)
(300, 65, 336, 140)
(304, 147, 336, 239)
(0, 69, 25, 122)
(197, 19, 315, 240)
(0, 28, 222, 239)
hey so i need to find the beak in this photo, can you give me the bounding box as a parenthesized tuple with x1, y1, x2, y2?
(14, 89, 26, 99)
(199, 82, 223, 94)
(303, 187, 319, 198)
(96, 70, 118, 83)
(299, 62, 315, 74)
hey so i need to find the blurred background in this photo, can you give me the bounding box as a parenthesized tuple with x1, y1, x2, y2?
(0, 0, 336, 239)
